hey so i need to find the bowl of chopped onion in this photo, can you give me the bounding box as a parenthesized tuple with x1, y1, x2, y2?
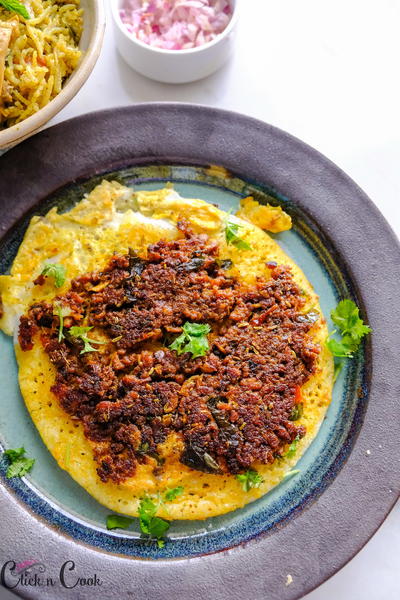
(112, 0, 238, 84)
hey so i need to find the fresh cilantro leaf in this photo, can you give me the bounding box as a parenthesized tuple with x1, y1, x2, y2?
(53, 303, 71, 342)
(6, 458, 35, 478)
(3, 447, 25, 461)
(69, 326, 106, 354)
(138, 496, 170, 546)
(283, 469, 300, 480)
(236, 469, 263, 492)
(333, 360, 344, 383)
(350, 319, 372, 340)
(181, 323, 210, 336)
(41, 263, 66, 288)
(169, 322, 211, 359)
(137, 442, 149, 454)
(326, 300, 371, 359)
(3, 447, 35, 479)
(224, 216, 252, 250)
(106, 515, 134, 530)
(138, 496, 157, 534)
(0, 0, 30, 19)
(138, 498, 154, 531)
(285, 436, 300, 459)
(146, 516, 170, 539)
(326, 334, 358, 358)
(331, 300, 371, 338)
(164, 486, 184, 502)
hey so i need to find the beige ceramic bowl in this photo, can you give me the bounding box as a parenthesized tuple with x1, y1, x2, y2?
(0, 0, 105, 150)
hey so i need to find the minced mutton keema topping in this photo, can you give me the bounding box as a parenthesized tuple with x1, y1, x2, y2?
(19, 222, 320, 483)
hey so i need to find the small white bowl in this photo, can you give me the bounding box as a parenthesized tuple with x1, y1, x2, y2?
(111, 0, 238, 84)
(0, 0, 106, 150)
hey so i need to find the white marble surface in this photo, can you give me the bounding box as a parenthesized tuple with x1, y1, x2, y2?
(1, 0, 399, 598)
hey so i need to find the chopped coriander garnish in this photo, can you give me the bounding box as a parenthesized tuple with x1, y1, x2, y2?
(333, 360, 344, 383)
(40, 263, 66, 288)
(236, 469, 263, 492)
(169, 322, 211, 359)
(326, 300, 371, 358)
(224, 216, 252, 250)
(138, 496, 170, 547)
(3, 447, 24, 461)
(285, 435, 300, 459)
(164, 486, 184, 502)
(69, 326, 106, 354)
(106, 515, 134, 530)
(3, 447, 35, 479)
(326, 336, 357, 358)
(331, 299, 371, 337)
(6, 459, 35, 479)
(0, 0, 30, 19)
(53, 303, 71, 342)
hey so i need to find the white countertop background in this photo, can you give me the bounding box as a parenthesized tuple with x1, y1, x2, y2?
(1, 0, 399, 598)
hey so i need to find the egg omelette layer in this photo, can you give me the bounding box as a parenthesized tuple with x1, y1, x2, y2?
(0, 181, 333, 520)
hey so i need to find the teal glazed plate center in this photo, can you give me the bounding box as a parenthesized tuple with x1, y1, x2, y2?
(0, 105, 398, 600)
(0, 165, 364, 559)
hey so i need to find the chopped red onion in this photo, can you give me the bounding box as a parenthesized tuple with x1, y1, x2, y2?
(120, 0, 232, 50)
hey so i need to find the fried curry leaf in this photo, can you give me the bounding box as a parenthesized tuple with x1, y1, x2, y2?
(216, 258, 233, 270)
(127, 249, 146, 278)
(326, 300, 371, 358)
(169, 322, 211, 359)
(181, 444, 220, 473)
(0, 0, 30, 19)
(289, 403, 303, 421)
(177, 257, 205, 272)
(236, 469, 263, 492)
(69, 326, 106, 354)
(203, 452, 220, 471)
(3, 447, 35, 478)
(224, 216, 252, 250)
(138, 497, 170, 547)
(106, 515, 134, 530)
(208, 398, 237, 438)
(41, 262, 66, 288)
(164, 486, 184, 502)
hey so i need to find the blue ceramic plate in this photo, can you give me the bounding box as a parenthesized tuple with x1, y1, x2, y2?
(0, 105, 398, 600)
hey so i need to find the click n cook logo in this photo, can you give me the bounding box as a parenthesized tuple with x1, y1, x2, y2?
(1, 559, 103, 590)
